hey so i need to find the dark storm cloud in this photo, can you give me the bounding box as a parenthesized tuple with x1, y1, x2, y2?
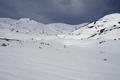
(0, 0, 120, 24)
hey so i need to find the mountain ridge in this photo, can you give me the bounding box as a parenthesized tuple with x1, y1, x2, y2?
(0, 13, 120, 40)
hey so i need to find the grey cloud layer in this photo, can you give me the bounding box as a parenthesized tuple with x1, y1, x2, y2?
(0, 0, 120, 24)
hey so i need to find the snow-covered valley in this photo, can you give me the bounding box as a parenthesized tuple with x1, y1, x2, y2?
(0, 13, 120, 80)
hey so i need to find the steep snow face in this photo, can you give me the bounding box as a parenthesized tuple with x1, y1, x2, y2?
(71, 13, 120, 40)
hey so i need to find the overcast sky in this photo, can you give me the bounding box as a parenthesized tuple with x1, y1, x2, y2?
(0, 0, 120, 24)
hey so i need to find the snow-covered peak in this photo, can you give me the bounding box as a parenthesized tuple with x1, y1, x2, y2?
(67, 13, 120, 40)
(99, 13, 120, 21)
(0, 17, 79, 37)
(18, 18, 44, 25)
(19, 18, 31, 21)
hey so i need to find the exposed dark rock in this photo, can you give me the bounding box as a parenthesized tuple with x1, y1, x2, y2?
(99, 41, 106, 44)
(103, 58, 107, 61)
(40, 42, 50, 46)
(88, 34, 97, 38)
(0, 38, 20, 42)
(88, 26, 94, 28)
(93, 20, 97, 24)
(1, 43, 8, 47)
(99, 28, 105, 35)
(16, 30, 19, 32)
(113, 25, 116, 27)
(103, 21, 107, 23)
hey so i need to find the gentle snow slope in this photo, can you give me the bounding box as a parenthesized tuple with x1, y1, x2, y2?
(0, 39, 120, 80)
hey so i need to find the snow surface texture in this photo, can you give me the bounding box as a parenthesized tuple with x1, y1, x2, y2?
(0, 13, 120, 80)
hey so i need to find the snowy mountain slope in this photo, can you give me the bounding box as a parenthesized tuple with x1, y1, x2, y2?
(67, 13, 120, 40)
(0, 13, 120, 80)
(0, 18, 81, 36)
